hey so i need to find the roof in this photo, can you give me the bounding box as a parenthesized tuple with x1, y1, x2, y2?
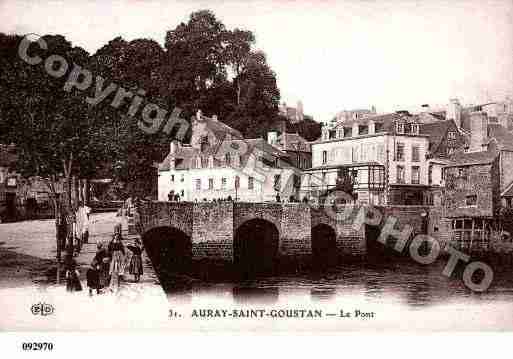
(196, 114, 243, 140)
(276, 133, 311, 152)
(445, 149, 499, 167)
(159, 138, 290, 171)
(420, 119, 457, 154)
(333, 112, 420, 133)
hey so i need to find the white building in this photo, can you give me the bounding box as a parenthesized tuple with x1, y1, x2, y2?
(158, 111, 303, 203)
(302, 112, 439, 205)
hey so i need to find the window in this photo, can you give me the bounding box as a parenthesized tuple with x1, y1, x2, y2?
(248, 176, 254, 190)
(196, 157, 202, 168)
(171, 175, 175, 182)
(274, 174, 281, 191)
(412, 145, 420, 162)
(225, 153, 231, 166)
(195, 179, 201, 191)
(397, 166, 405, 183)
(428, 165, 433, 185)
(396, 123, 404, 134)
(201, 157, 208, 168)
(396, 142, 405, 161)
(180, 190, 184, 197)
(180, 174, 184, 182)
(411, 166, 420, 184)
(411, 123, 419, 134)
(208, 178, 214, 190)
(322, 150, 327, 165)
(221, 178, 227, 190)
(466, 195, 477, 206)
(448, 131, 456, 140)
(235, 176, 240, 189)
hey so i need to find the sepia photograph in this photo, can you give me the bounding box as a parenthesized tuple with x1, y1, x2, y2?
(0, 0, 513, 340)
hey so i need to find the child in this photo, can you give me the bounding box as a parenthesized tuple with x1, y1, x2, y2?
(86, 260, 100, 296)
(65, 255, 82, 292)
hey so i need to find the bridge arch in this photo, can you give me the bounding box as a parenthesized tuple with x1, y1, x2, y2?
(141, 226, 192, 275)
(234, 218, 280, 277)
(311, 223, 338, 267)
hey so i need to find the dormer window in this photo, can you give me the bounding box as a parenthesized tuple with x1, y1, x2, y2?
(448, 131, 456, 140)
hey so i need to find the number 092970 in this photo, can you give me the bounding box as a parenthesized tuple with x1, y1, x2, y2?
(22, 342, 54, 351)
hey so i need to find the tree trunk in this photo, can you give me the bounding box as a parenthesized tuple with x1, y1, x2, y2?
(78, 178, 83, 204)
(66, 175, 72, 211)
(84, 179, 90, 205)
(72, 175, 79, 210)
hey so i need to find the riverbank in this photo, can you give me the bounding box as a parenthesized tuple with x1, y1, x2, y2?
(0, 212, 161, 291)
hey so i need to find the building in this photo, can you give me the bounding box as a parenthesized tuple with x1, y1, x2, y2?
(267, 131, 312, 170)
(442, 107, 513, 248)
(158, 111, 304, 203)
(0, 144, 66, 221)
(278, 101, 313, 124)
(302, 111, 441, 205)
(334, 107, 377, 123)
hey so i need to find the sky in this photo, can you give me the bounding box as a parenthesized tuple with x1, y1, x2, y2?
(1, 0, 512, 122)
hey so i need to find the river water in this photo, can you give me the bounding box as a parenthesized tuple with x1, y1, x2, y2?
(158, 257, 513, 331)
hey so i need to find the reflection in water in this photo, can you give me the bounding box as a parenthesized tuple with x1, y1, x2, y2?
(310, 287, 336, 301)
(232, 286, 279, 304)
(163, 258, 513, 311)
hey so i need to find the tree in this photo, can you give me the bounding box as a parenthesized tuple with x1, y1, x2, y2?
(0, 33, 109, 261)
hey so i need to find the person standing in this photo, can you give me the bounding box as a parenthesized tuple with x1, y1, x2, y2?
(64, 254, 82, 292)
(127, 238, 144, 282)
(93, 242, 110, 290)
(108, 225, 125, 290)
(86, 260, 100, 296)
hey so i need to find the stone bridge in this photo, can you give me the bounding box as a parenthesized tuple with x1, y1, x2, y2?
(135, 201, 437, 274)
(135, 202, 368, 269)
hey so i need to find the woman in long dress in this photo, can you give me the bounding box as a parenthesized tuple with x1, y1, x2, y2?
(93, 242, 110, 290)
(108, 231, 125, 290)
(127, 238, 144, 282)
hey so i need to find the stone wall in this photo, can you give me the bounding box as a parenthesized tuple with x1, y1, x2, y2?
(192, 202, 234, 261)
(280, 203, 312, 257)
(443, 160, 499, 218)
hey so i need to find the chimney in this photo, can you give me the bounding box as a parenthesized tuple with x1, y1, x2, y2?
(447, 98, 462, 128)
(371, 105, 376, 114)
(352, 122, 359, 137)
(368, 120, 375, 134)
(267, 131, 278, 145)
(170, 140, 180, 154)
(469, 111, 488, 152)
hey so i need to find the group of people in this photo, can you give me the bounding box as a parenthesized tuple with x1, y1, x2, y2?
(65, 223, 145, 295)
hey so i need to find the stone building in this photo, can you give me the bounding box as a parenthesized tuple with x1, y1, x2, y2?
(158, 111, 304, 203)
(302, 111, 447, 205)
(0, 144, 65, 221)
(442, 108, 513, 249)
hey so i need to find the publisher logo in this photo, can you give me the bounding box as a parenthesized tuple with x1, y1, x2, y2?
(31, 303, 54, 316)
